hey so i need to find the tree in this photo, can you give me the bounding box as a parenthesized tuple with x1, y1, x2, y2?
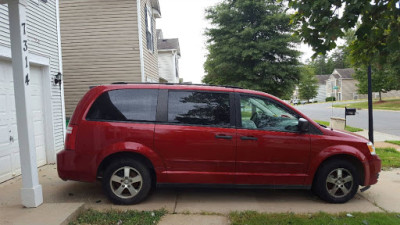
(309, 55, 334, 75)
(202, 0, 300, 98)
(288, 0, 400, 68)
(354, 66, 400, 101)
(298, 66, 318, 101)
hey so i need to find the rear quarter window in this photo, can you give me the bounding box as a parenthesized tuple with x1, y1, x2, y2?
(86, 89, 158, 122)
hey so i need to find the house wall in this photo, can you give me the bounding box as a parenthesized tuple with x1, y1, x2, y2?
(316, 84, 326, 102)
(60, 0, 142, 116)
(378, 90, 400, 99)
(141, 0, 159, 82)
(0, 1, 64, 152)
(325, 75, 335, 98)
(341, 79, 358, 101)
(158, 51, 178, 83)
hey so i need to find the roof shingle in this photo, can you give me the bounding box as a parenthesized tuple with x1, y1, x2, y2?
(334, 68, 355, 79)
(157, 38, 180, 56)
(315, 74, 330, 84)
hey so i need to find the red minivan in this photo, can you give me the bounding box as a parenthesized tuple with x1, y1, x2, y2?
(57, 83, 381, 204)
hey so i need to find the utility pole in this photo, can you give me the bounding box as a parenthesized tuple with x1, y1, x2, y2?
(368, 65, 374, 143)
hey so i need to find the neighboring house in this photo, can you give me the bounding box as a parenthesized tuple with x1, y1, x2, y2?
(60, 0, 161, 116)
(315, 74, 330, 102)
(0, 0, 65, 183)
(157, 29, 180, 83)
(326, 68, 400, 101)
(326, 68, 362, 101)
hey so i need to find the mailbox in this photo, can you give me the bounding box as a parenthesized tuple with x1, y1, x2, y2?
(345, 107, 356, 116)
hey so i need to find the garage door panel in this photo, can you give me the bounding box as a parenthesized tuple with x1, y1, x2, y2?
(0, 154, 12, 182)
(11, 150, 20, 173)
(0, 127, 9, 149)
(8, 96, 15, 112)
(0, 61, 47, 183)
(0, 95, 5, 112)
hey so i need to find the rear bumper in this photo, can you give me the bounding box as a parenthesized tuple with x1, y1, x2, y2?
(57, 149, 96, 182)
(364, 155, 381, 186)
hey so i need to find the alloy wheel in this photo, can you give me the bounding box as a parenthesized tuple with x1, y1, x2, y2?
(109, 166, 143, 199)
(325, 168, 354, 198)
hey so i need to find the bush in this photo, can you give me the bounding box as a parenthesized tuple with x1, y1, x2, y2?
(326, 97, 336, 102)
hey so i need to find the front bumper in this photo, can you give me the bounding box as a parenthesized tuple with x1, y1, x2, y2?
(364, 155, 381, 186)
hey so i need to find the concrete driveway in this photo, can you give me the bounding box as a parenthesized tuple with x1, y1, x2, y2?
(1, 165, 399, 216)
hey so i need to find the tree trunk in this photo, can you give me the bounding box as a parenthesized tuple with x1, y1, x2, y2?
(379, 91, 382, 101)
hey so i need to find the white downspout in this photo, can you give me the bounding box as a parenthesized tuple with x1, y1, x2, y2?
(55, 0, 66, 141)
(137, 0, 145, 82)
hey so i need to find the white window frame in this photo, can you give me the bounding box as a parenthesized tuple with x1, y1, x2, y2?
(145, 4, 154, 53)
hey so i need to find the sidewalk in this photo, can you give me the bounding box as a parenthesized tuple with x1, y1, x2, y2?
(1, 164, 400, 224)
(354, 130, 400, 142)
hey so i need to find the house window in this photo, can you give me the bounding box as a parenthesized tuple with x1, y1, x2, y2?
(145, 4, 154, 52)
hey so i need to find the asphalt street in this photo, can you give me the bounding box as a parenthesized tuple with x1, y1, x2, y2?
(294, 102, 400, 136)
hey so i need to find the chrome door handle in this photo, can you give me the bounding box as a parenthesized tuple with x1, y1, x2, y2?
(240, 136, 257, 141)
(215, 135, 232, 140)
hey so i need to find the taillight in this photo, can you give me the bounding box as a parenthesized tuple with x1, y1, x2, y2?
(65, 125, 78, 150)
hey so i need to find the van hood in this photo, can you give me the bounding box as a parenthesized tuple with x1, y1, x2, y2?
(320, 126, 369, 143)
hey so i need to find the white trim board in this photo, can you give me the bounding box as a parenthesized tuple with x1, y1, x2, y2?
(137, 0, 145, 82)
(0, 45, 50, 66)
(56, 0, 66, 140)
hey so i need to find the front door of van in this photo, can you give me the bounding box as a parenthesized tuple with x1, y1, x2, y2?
(235, 94, 311, 186)
(154, 90, 236, 184)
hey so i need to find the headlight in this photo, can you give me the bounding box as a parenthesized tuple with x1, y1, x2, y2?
(367, 142, 376, 155)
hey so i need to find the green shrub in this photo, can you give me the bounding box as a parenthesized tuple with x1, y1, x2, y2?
(326, 96, 336, 102)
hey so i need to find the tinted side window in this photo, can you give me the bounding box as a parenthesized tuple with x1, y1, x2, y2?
(240, 95, 299, 132)
(86, 89, 158, 122)
(168, 91, 230, 126)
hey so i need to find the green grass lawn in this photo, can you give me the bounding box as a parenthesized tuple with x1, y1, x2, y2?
(314, 120, 363, 132)
(385, 140, 400, 146)
(69, 209, 166, 225)
(376, 147, 400, 170)
(229, 211, 400, 225)
(333, 99, 400, 111)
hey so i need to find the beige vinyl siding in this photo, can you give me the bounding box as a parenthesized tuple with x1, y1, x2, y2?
(379, 90, 400, 99)
(60, 0, 141, 116)
(341, 79, 358, 101)
(316, 84, 326, 102)
(158, 51, 175, 82)
(0, 1, 64, 152)
(141, 0, 159, 82)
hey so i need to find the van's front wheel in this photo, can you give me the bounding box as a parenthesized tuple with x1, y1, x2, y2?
(102, 159, 152, 204)
(313, 160, 359, 203)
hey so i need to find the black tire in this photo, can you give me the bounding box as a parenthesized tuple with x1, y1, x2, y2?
(102, 158, 152, 205)
(313, 159, 359, 203)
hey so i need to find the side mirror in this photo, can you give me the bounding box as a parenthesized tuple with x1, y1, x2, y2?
(298, 118, 309, 132)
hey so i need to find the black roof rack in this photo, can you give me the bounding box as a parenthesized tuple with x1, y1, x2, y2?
(110, 82, 244, 89)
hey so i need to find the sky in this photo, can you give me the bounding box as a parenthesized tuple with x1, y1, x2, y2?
(157, 0, 314, 84)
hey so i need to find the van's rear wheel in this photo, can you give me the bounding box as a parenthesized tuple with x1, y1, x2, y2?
(102, 159, 152, 204)
(313, 160, 359, 203)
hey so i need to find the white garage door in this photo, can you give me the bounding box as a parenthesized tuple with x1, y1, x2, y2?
(0, 60, 47, 183)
